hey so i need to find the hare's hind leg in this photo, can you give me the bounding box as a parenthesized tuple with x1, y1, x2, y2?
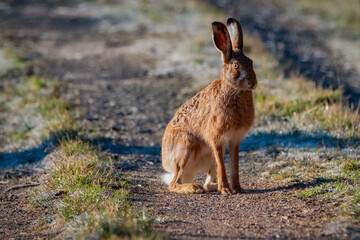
(169, 169, 204, 194)
(168, 150, 204, 194)
(180, 172, 196, 183)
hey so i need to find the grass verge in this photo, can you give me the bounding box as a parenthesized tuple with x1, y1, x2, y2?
(32, 138, 156, 239)
(0, 75, 72, 150)
(260, 149, 360, 220)
(245, 34, 360, 221)
(243, 34, 360, 139)
(0, 57, 157, 237)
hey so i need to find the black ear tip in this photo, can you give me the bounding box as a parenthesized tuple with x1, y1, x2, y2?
(227, 18, 241, 27)
(227, 18, 236, 25)
(212, 21, 222, 26)
(212, 21, 226, 31)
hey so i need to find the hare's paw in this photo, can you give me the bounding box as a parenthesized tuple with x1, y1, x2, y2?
(182, 184, 205, 194)
(231, 185, 243, 194)
(218, 182, 232, 194)
(219, 187, 232, 195)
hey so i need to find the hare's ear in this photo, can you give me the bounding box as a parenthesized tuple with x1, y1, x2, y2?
(212, 21, 232, 63)
(226, 18, 243, 53)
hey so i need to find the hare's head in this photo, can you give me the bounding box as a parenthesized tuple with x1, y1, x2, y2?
(212, 18, 257, 90)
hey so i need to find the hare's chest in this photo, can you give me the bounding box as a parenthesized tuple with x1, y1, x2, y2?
(222, 98, 254, 130)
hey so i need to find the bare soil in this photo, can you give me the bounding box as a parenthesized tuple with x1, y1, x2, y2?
(0, 0, 359, 239)
(0, 171, 51, 239)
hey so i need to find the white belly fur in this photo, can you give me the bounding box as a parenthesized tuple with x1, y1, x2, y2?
(225, 127, 248, 145)
(183, 145, 216, 174)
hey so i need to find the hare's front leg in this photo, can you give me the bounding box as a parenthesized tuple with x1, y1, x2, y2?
(229, 142, 242, 193)
(210, 143, 231, 194)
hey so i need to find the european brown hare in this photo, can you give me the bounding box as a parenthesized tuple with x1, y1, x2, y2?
(161, 18, 257, 194)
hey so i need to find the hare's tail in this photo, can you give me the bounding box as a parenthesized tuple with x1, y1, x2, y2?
(161, 172, 174, 185)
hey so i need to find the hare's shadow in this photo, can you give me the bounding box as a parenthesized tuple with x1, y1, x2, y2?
(242, 177, 339, 194)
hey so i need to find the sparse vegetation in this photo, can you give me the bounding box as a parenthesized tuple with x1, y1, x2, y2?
(241, 29, 360, 221)
(292, 0, 360, 35)
(0, 74, 72, 149)
(261, 149, 360, 220)
(33, 139, 156, 239)
(1, 53, 157, 238)
(244, 35, 360, 139)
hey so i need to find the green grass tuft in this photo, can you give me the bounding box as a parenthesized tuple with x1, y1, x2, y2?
(1, 75, 73, 148)
(33, 138, 157, 238)
(298, 185, 329, 198)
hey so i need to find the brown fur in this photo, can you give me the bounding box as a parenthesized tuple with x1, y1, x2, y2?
(162, 18, 257, 194)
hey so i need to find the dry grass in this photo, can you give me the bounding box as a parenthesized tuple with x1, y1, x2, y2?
(0, 75, 73, 150)
(292, 0, 360, 34)
(0, 54, 157, 238)
(242, 34, 360, 138)
(241, 31, 360, 221)
(32, 138, 157, 239)
(260, 149, 360, 220)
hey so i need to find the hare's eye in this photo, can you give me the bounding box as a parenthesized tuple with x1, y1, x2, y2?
(233, 63, 239, 69)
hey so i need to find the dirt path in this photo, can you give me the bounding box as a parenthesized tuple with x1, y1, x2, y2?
(0, 0, 359, 239)
(0, 172, 50, 239)
(127, 156, 346, 239)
